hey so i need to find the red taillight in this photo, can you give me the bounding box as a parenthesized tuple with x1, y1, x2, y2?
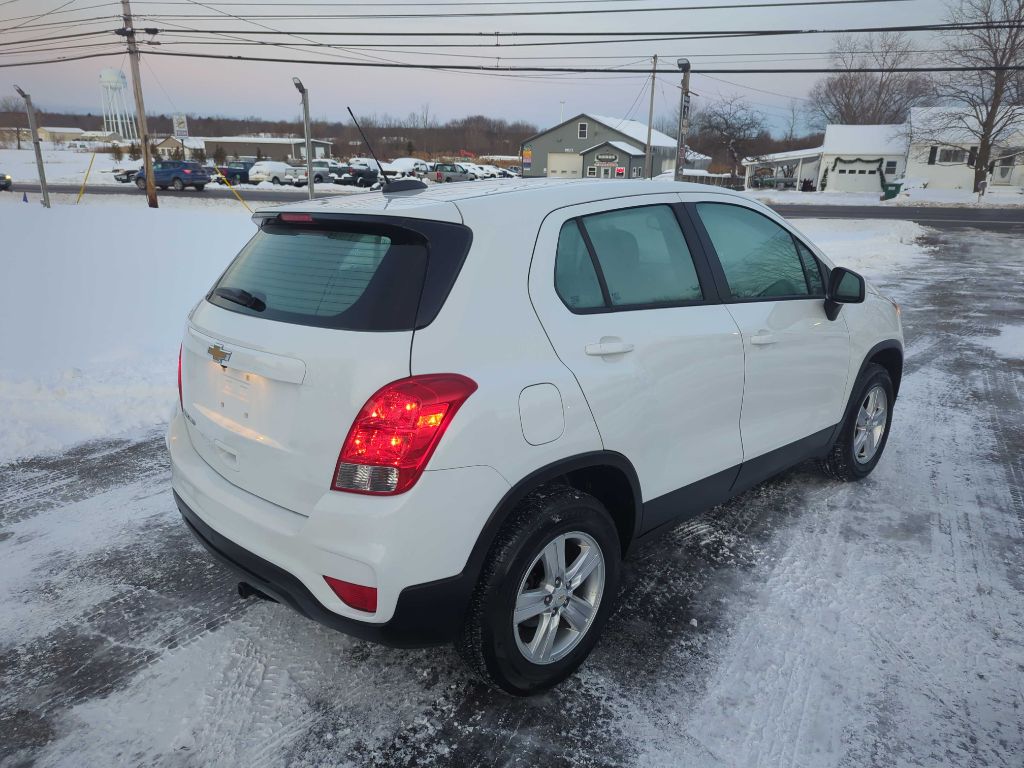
(280, 212, 314, 223)
(324, 576, 377, 612)
(177, 344, 183, 409)
(184, 169, 192, 174)
(331, 374, 477, 495)
(435, 171, 442, 182)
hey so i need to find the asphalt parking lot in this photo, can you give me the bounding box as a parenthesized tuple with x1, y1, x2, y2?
(1, 225, 1022, 767)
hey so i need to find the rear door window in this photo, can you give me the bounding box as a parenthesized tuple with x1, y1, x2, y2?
(208, 219, 470, 331)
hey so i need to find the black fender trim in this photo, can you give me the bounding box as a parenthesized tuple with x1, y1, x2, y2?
(465, 452, 644, 572)
(827, 339, 904, 446)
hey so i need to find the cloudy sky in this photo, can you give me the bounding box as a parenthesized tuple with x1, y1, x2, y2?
(6, 0, 948, 133)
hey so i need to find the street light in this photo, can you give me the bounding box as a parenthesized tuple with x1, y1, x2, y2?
(293, 77, 314, 200)
(674, 59, 692, 183)
(14, 86, 49, 208)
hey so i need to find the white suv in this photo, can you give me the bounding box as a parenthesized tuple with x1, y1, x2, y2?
(168, 179, 903, 694)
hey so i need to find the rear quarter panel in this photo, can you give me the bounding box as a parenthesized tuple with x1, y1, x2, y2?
(409, 201, 603, 487)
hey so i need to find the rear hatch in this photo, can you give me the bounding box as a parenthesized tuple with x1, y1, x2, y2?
(181, 209, 472, 515)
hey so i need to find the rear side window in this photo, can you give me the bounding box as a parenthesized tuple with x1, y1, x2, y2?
(579, 205, 703, 308)
(554, 221, 603, 310)
(695, 203, 810, 300)
(208, 218, 471, 331)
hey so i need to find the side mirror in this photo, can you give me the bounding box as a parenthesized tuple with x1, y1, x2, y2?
(824, 266, 865, 321)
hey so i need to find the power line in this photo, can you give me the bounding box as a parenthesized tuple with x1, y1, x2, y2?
(133, 0, 922, 20)
(138, 49, 1024, 73)
(124, 21, 1019, 41)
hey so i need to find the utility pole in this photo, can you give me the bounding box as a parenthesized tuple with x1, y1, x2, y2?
(120, 0, 157, 208)
(673, 58, 692, 183)
(644, 55, 658, 178)
(293, 77, 314, 200)
(13, 86, 49, 208)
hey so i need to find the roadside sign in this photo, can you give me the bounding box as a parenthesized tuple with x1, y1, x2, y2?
(522, 145, 533, 172)
(172, 114, 189, 138)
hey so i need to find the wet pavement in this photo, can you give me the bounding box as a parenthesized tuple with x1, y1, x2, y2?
(1, 226, 1021, 767)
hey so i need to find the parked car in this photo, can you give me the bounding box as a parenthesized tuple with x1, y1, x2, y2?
(114, 166, 141, 183)
(387, 157, 430, 178)
(434, 163, 473, 183)
(169, 179, 902, 695)
(337, 161, 379, 187)
(476, 164, 502, 179)
(135, 160, 210, 191)
(498, 167, 520, 179)
(248, 161, 301, 186)
(0, 171, 11, 191)
(310, 159, 344, 184)
(216, 160, 256, 185)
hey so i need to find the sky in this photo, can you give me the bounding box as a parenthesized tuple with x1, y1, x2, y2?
(5, 0, 951, 134)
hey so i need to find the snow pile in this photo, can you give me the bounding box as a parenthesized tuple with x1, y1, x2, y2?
(0, 198, 255, 464)
(792, 218, 933, 280)
(745, 186, 1024, 207)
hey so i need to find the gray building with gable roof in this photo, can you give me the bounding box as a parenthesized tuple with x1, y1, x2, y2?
(520, 113, 710, 179)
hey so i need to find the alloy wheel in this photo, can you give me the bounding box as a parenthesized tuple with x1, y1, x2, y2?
(512, 531, 605, 665)
(854, 384, 888, 464)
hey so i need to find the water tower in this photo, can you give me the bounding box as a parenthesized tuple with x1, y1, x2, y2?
(99, 68, 138, 141)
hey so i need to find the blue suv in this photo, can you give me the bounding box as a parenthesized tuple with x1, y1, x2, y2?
(135, 161, 211, 192)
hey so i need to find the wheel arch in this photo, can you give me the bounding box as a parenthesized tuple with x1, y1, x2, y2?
(862, 339, 903, 399)
(466, 452, 643, 582)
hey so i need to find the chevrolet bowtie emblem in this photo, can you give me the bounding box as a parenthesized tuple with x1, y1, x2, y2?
(208, 344, 232, 365)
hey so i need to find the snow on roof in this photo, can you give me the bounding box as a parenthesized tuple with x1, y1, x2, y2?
(580, 140, 646, 157)
(743, 145, 824, 165)
(585, 114, 678, 149)
(41, 126, 85, 134)
(822, 124, 907, 156)
(196, 135, 332, 145)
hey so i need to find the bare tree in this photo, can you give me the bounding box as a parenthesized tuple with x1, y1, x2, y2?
(0, 95, 25, 149)
(784, 100, 802, 143)
(695, 97, 767, 175)
(917, 0, 1024, 190)
(807, 33, 933, 128)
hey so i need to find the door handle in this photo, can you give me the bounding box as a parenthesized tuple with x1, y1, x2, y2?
(585, 341, 635, 356)
(750, 331, 778, 346)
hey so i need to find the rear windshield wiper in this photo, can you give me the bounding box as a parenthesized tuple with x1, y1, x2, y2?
(214, 286, 266, 312)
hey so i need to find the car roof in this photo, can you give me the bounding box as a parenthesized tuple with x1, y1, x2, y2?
(258, 179, 753, 223)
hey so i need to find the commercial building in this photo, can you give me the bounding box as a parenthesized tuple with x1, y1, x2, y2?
(520, 113, 709, 179)
(154, 135, 333, 162)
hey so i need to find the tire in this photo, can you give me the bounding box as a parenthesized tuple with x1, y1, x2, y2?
(135, 177, 145, 190)
(172, 177, 185, 191)
(272, 177, 281, 185)
(356, 177, 366, 187)
(457, 486, 621, 696)
(820, 363, 894, 481)
(444, 177, 452, 183)
(314, 174, 323, 184)
(195, 184, 206, 192)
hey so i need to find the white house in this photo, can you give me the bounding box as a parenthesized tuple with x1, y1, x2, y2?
(905, 106, 1024, 190)
(743, 123, 907, 193)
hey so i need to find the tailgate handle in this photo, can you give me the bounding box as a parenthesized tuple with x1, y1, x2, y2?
(214, 439, 239, 468)
(585, 341, 634, 356)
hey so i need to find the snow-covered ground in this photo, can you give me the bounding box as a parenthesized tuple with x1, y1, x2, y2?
(0, 195, 932, 465)
(744, 185, 1024, 207)
(1, 196, 1022, 766)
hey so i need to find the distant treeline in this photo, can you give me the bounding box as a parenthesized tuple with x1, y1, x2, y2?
(0, 107, 538, 158)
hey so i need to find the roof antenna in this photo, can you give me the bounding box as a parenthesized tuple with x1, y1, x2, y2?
(347, 106, 389, 188)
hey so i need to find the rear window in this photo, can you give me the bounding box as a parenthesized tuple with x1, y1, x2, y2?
(208, 218, 471, 331)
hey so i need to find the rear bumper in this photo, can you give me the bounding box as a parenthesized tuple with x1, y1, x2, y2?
(167, 409, 509, 646)
(175, 490, 470, 647)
